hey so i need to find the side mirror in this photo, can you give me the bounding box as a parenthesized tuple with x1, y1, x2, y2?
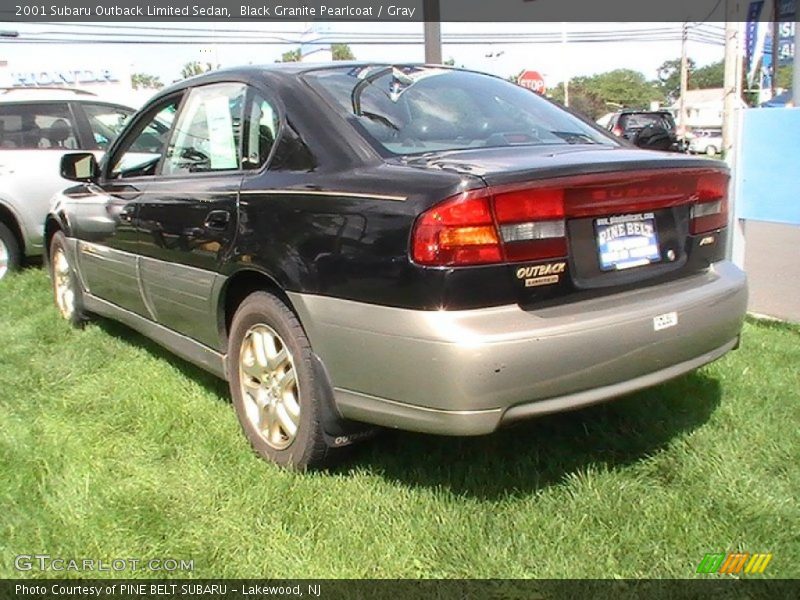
(60, 153, 99, 182)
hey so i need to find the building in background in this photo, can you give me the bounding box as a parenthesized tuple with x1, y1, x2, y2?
(0, 60, 153, 108)
(670, 88, 747, 130)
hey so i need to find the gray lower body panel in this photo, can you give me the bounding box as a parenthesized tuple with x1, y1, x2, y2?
(288, 261, 747, 436)
(83, 293, 228, 380)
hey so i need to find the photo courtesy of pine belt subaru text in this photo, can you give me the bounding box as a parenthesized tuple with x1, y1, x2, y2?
(46, 64, 747, 469)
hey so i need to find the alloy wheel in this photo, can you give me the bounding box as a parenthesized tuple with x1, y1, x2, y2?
(0, 238, 8, 279)
(53, 247, 76, 319)
(238, 324, 301, 450)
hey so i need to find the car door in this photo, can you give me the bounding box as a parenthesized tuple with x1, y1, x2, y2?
(0, 101, 81, 251)
(136, 82, 247, 348)
(72, 94, 181, 315)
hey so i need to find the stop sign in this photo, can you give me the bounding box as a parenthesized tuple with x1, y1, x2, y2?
(517, 70, 546, 94)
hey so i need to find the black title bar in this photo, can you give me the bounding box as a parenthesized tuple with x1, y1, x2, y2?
(0, 0, 749, 23)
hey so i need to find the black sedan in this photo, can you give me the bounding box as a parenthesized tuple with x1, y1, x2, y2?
(46, 64, 747, 469)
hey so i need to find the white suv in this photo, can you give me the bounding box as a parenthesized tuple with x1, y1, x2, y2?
(0, 87, 136, 279)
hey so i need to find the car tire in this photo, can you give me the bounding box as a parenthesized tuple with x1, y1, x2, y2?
(49, 231, 88, 328)
(706, 146, 718, 156)
(228, 291, 335, 470)
(0, 222, 21, 281)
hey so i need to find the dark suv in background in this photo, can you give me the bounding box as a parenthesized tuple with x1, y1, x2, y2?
(606, 109, 683, 152)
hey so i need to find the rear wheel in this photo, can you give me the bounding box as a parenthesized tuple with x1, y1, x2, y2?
(0, 222, 21, 281)
(49, 231, 87, 328)
(228, 291, 334, 469)
(706, 145, 718, 156)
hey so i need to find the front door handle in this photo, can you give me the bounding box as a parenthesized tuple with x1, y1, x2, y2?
(204, 210, 230, 231)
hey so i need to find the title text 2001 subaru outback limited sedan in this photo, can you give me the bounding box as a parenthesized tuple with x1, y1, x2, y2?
(47, 64, 747, 469)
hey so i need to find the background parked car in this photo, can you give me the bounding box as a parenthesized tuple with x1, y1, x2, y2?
(687, 128, 723, 156)
(606, 109, 684, 152)
(0, 87, 136, 280)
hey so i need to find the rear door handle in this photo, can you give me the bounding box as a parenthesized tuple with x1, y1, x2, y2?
(204, 210, 230, 231)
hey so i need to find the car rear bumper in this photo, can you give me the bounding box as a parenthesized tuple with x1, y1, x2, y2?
(288, 260, 747, 435)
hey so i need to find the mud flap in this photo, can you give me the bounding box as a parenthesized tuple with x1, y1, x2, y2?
(311, 353, 379, 448)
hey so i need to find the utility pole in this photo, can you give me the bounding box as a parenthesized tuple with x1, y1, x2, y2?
(722, 4, 743, 157)
(723, 0, 745, 266)
(794, 0, 800, 105)
(423, 0, 442, 64)
(678, 22, 689, 137)
(771, 0, 779, 97)
(562, 23, 569, 107)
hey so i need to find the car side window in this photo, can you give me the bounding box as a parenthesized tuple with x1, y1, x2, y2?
(109, 97, 179, 179)
(0, 103, 78, 150)
(162, 83, 246, 176)
(82, 103, 135, 150)
(243, 92, 281, 170)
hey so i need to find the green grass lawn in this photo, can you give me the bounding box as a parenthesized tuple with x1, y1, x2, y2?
(0, 268, 798, 579)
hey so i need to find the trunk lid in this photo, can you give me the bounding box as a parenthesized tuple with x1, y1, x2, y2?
(402, 146, 729, 307)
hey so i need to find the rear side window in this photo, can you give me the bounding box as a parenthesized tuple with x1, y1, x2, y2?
(0, 103, 78, 150)
(305, 66, 615, 155)
(163, 83, 246, 175)
(243, 93, 280, 170)
(82, 103, 135, 150)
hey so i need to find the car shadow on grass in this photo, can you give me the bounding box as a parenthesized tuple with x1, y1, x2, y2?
(93, 315, 721, 499)
(341, 373, 722, 500)
(94, 318, 230, 400)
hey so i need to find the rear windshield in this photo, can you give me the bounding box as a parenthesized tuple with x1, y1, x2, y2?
(619, 113, 675, 131)
(304, 66, 615, 155)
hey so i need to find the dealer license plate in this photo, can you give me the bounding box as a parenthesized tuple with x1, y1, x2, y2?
(596, 213, 661, 271)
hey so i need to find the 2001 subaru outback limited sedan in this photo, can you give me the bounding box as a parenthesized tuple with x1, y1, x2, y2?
(47, 64, 747, 469)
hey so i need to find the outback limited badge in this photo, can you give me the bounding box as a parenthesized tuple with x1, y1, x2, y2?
(516, 262, 566, 287)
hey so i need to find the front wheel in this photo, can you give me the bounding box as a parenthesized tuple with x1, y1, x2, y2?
(706, 145, 718, 156)
(228, 291, 336, 469)
(49, 231, 87, 327)
(0, 222, 21, 281)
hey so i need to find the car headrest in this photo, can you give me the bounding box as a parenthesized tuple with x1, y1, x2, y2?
(47, 119, 71, 144)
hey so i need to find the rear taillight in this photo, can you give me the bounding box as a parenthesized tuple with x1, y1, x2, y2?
(494, 188, 567, 261)
(411, 193, 502, 266)
(411, 168, 729, 267)
(690, 172, 728, 234)
(612, 126, 623, 137)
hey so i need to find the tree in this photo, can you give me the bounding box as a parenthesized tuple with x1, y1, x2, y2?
(130, 73, 163, 90)
(775, 65, 793, 90)
(657, 57, 697, 101)
(548, 69, 664, 120)
(692, 60, 724, 89)
(332, 44, 355, 61)
(275, 49, 301, 63)
(581, 69, 663, 109)
(549, 83, 608, 121)
(657, 57, 724, 101)
(180, 61, 215, 79)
